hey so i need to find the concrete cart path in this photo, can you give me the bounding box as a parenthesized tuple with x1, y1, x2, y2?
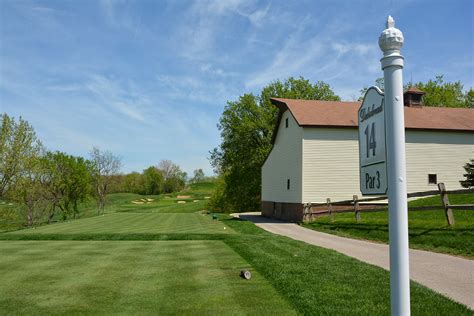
(233, 212, 474, 309)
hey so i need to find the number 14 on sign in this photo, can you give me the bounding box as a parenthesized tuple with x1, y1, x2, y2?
(358, 87, 388, 195)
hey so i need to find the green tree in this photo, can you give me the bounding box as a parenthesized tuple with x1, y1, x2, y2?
(124, 172, 146, 194)
(0, 114, 43, 197)
(460, 159, 474, 189)
(411, 75, 467, 107)
(11, 156, 50, 227)
(42, 152, 92, 221)
(142, 166, 164, 195)
(210, 77, 340, 212)
(464, 88, 474, 108)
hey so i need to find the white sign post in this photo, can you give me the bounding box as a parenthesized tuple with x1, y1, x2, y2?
(359, 87, 387, 195)
(379, 16, 411, 315)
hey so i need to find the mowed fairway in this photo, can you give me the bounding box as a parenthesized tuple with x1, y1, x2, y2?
(0, 240, 295, 315)
(8, 213, 233, 235)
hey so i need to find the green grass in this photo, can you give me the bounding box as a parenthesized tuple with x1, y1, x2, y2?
(0, 240, 295, 315)
(7, 213, 233, 235)
(303, 193, 474, 258)
(221, 216, 471, 315)
(0, 181, 471, 314)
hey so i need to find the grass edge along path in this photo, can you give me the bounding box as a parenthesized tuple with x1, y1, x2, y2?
(302, 193, 474, 258)
(221, 216, 472, 315)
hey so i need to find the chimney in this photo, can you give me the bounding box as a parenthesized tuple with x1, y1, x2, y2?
(403, 86, 425, 107)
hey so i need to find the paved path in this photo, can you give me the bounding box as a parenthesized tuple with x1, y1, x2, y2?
(233, 212, 474, 309)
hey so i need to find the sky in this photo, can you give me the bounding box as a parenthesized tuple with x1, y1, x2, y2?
(1, 0, 473, 176)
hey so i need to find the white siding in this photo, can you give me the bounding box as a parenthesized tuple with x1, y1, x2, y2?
(405, 131, 474, 193)
(302, 128, 359, 203)
(302, 128, 474, 203)
(262, 110, 303, 203)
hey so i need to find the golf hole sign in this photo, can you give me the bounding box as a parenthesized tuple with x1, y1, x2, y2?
(358, 86, 388, 195)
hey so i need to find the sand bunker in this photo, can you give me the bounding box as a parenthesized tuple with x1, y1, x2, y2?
(177, 201, 186, 204)
(177, 195, 191, 199)
(193, 200, 199, 202)
(132, 201, 144, 204)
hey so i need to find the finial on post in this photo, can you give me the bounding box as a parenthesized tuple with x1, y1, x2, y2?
(379, 15, 404, 56)
(386, 15, 395, 28)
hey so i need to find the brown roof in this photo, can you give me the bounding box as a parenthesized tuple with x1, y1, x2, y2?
(270, 98, 474, 143)
(404, 86, 425, 94)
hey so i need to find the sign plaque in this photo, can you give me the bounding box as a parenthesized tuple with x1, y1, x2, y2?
(358, 86, 387, 195)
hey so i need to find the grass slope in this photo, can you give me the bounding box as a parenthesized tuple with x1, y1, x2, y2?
(303, 193, 474, 258)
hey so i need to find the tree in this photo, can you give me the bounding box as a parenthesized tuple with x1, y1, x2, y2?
(359, 76, 472, 108)
(210, 77, 340, 212)
(89, 147, 121, 215)
(158, 159, 180, 180)
(142, 166, 164, 195)
(0, 114, 43, 197)
(123, 172, 146, 194)
(460, 159, 474, 188)
(191, 169, 205, 183)
(11, 156, 50, 227)
(411, 75, 467, 107)
(359, 78, 384, 101)
(464, 89, 474, 108)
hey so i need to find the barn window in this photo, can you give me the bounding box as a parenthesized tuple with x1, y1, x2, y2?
(428, 174, 437, 185)
(287, 179, 290, 190)
(285, 118, 288, 128)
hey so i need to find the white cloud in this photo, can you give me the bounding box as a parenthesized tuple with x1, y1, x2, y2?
(85, 74, 147, 122)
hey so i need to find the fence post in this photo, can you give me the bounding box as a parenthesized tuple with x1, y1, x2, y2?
(303, 203, 310, 222)
(353, 195, 360, 222)
(438, 183, 455, 226)
(326, 198, 333, 221)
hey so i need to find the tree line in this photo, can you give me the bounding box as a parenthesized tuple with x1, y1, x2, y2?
(209, 76, 473, 213)
(0, 113, 200, 226)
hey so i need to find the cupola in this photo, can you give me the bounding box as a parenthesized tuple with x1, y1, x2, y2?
(403, 86, 425, 107)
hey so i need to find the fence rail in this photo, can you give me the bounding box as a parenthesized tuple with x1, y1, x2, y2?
(303, 183, 474, 226)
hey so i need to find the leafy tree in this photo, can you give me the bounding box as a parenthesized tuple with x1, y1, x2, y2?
(359, 76, 471, 108)
(460, 159, 474, 189)
(11, 156, 49, 227)
(191, 169, 205, 183)
(123, 172, 146, 194)
(0, 114, 43, 197)
(89, 147, 121, 215)
(142, 166, 164, 195)
(210, 77, 340, 212)
(44, 152, 92, 221)
(464, 89, 474, 108)
(411, 75, 467, 107)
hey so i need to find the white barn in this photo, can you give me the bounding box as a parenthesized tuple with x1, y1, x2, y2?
(261, 89, 474, 221)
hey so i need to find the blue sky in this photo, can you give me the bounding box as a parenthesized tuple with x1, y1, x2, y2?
(1, 0, 472, 175)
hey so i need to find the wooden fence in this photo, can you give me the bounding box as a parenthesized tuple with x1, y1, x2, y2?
(302, 183, 474, 226)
